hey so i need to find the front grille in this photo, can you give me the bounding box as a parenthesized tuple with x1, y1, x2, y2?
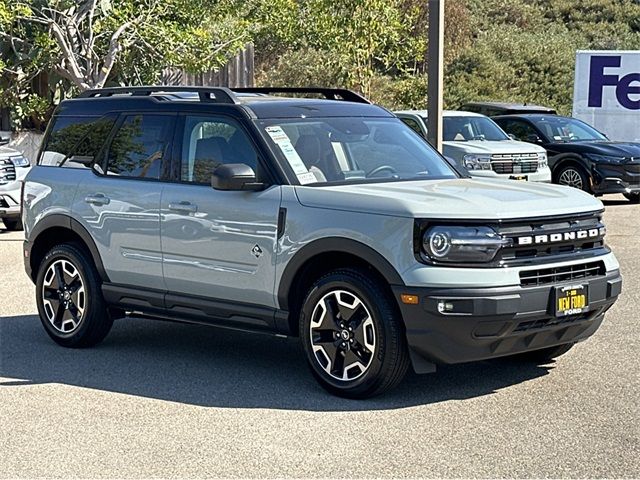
(0, 158, 16, 184)
(519, 260, 605, 287)
(491, 153, 539, 174)
(496, 211, 606, 265)
(513, 310, 598, 332)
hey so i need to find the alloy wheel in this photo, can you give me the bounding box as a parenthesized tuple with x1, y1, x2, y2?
(41, 259, 86, 334)
(558, 168, 584, 189)
(309, 289, 376, 381)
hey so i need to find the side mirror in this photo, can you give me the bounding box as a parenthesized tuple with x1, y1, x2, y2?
(525, 134, 543, 144)
(0, 134, 9, 146)
(507, 133, 518, 141)
(211, 163, 265, 191)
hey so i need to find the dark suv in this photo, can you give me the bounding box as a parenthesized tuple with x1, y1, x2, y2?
(494, 114, 640, 202)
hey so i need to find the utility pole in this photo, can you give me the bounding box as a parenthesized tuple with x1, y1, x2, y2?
(427, 0, 444, 152)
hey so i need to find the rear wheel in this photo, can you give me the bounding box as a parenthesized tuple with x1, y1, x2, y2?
(36, 243, 114, 348)
(556, 164, 591, 193)
(299, 268, 409, 399)
(623, 192, 640, 204)
(514, 343, 575, 363)
(2, 218, 23, 231)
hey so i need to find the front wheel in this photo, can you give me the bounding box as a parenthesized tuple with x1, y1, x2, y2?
(623, 192, 640, 204)
(556, 164, 591, 193)
(299, 268, 410, 399)
(36, 243, 114, 348)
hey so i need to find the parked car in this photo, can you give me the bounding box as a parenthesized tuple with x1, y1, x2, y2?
(494, 114, 640, 202)
(461, 102, 557, 117)
(22, 86, 621, 398)
(395, 110, 551, 182)
(0, 134, 31, 230)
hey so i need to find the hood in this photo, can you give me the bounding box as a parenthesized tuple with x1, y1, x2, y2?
(0, 146, 21, 158)
(444, 140, 544, 155)
(550, 141, 640, 159)
(294, 178, 602, 220)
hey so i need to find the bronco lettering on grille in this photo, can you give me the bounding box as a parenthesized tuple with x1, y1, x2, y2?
(516, 227, 606, 246)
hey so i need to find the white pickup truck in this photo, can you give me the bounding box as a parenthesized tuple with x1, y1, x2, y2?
(395, 110, 551, 183)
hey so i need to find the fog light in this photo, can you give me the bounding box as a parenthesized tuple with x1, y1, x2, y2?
(438, 301, 454, 313)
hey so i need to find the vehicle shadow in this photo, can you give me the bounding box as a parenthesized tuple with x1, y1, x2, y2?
(0, 314, 553, 411)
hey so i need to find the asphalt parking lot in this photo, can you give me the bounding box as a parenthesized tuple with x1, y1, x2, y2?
(0, 195, 638, 479)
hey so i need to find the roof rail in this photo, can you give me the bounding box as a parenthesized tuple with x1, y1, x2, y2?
(77, 86, 239, 104)
(231, 87, 371, 104)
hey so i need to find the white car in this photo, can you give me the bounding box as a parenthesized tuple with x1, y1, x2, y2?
(395, 110, 552, 183)
(0, 136, 31, 230)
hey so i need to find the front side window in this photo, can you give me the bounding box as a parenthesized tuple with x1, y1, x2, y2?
(259, 117, 457, 186)
(497, 119, 540, 142)
(400, 117, 425, 138)
(105, 114, 174, 179)
(443, 116, 509, 142)
(180, 115, 259, 184)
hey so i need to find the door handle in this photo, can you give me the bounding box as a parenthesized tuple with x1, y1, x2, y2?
(168, 202, 197, 214)
(85, 194, 110, 206)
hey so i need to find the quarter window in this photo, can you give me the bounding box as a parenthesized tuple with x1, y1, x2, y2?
(105, 115, 174, 179)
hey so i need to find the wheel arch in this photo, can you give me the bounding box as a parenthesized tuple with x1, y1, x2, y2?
(551, 154, 590, 178)
(27, 214, 109, 283)
(278, 237, 404, 336)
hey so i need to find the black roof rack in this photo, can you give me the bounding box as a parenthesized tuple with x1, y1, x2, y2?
(77, 85, 371, 105)
(231, 87, 370, 104)
(78, 86, 238, 104)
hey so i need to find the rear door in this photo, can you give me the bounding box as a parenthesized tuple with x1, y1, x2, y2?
(72, 113, 175, 291)
(160, 113, 282, 319)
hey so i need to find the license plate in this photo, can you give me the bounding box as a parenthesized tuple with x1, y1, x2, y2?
(510, 175, 528, 181)
(555, 284, 589, 317)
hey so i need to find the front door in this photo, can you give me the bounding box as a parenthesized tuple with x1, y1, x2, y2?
(160, 114, 282, 315)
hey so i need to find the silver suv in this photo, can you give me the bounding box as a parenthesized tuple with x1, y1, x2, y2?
(22, 87, 622, 398)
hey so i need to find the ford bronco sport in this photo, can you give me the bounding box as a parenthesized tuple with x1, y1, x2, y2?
(22, 87, 622, 398)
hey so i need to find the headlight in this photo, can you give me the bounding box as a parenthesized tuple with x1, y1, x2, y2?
(537, 152, 548, 168)
(10, 156, 29, 167)
(585, 153, 626, 164)
(422, 226, 508, 263)
(463, 154, 492, 170)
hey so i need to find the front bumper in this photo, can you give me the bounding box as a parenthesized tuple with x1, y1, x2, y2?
(591, 162, 640, 195)
(469, 166, 552, 183)
(392, 270, 622, 368)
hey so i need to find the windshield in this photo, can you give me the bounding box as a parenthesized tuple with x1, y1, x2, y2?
(443, 116, 509, 141)
(259, 117, 458, 186)
(532, 116, 607, 142)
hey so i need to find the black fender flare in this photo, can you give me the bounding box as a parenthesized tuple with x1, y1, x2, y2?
(277, 237, 404, 308)
(28, 213, 109, 282)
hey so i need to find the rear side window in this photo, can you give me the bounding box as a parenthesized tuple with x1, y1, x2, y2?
(39, 116, 115, 168)
(104, 114, 174, 180)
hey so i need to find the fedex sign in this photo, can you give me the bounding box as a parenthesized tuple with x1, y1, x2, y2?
(573, 51, 640, 142)
(588, 55, 640, 110)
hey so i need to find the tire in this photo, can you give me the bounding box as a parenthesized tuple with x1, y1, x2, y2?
(299, 268, 410, 399)
(555, 164, 591, 193)
(35, 243, 114, 348)
(623, 193, 640, 204)
(513, 343, 575, 364)
(2, 218, 23, 231)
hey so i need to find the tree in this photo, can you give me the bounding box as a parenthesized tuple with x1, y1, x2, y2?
(0, 0, 250, 91)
